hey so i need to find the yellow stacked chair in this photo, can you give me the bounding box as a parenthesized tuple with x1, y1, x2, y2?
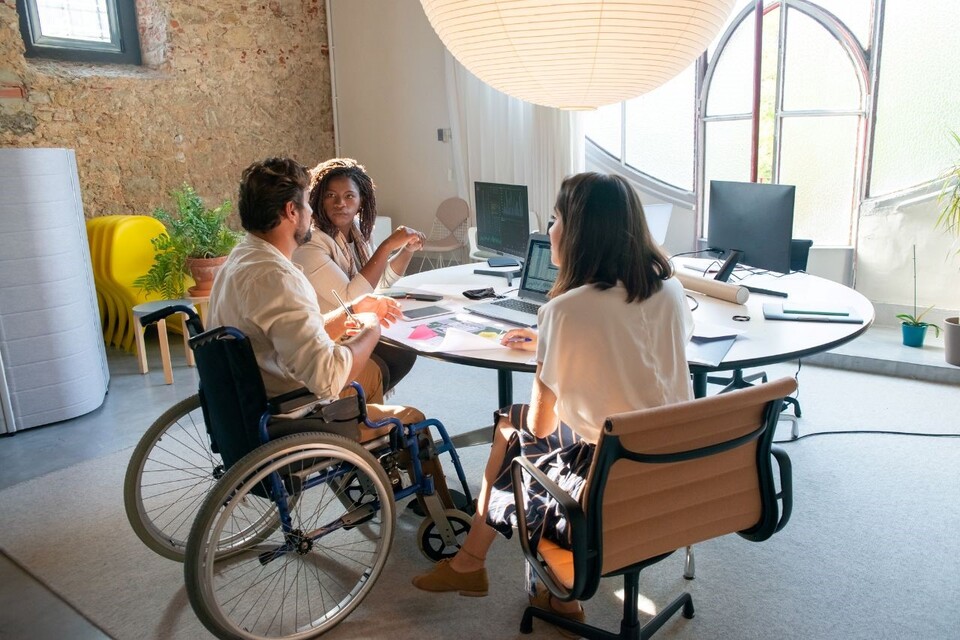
(86, 215, 190, 351)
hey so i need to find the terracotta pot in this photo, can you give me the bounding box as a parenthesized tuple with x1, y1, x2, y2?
(186, 256, 227, 297)
(944, 316, 960, 367)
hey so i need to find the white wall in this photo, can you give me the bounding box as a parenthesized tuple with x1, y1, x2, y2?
(857, 185, 960, 327)
(328, 0, 457, 237)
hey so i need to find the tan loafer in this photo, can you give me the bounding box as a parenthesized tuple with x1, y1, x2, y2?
(529, 587, 586, 639)
(411, 559, 489, 597)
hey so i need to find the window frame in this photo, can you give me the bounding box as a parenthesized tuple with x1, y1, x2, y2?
(16, 0, 142, 65)
(696, 0, 874, 246)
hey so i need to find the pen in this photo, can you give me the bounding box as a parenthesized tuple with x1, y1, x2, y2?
(504, 336, 532, 343)
(331, 290, 360, 325)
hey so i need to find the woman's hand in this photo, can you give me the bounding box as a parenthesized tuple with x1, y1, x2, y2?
(500, 327, 538, 351)
(352, 294, 403, 327)
(388, 225, 425, 253)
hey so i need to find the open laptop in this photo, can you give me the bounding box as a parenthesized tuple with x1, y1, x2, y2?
(464, 233, 557, 327)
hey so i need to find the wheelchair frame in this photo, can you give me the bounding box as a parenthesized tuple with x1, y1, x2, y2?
(123, 305, 475, 639)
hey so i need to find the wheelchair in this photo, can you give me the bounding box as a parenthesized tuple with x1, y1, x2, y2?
(123, 305, 475, 639)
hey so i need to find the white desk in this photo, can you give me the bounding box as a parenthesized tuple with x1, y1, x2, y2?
(385, 262, 874, 403)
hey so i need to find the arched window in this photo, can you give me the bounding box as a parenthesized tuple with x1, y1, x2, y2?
(701, 1, 869, 246)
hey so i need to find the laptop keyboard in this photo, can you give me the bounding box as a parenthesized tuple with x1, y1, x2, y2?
(492, 298, 540, 314)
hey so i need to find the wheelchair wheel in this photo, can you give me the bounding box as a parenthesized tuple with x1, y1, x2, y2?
(124, 394, 222, 561)
(417, 508, 472, 561)
(184, 433, 395, 640)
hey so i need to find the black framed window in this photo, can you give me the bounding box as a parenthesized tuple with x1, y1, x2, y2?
(17, 0, 141, 65)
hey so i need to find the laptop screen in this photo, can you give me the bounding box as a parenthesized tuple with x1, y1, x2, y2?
(519, 235, 558, 301)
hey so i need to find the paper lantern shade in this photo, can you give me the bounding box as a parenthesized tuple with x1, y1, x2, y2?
(420, 0, 736, 110)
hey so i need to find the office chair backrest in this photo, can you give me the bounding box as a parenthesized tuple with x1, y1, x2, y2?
(585, 376, 797, 576)
(790, 239, 813, 272)
(191, 326, 271, 470)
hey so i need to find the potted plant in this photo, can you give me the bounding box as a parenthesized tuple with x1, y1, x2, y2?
(896, 305, 941, 348)
(134, 184, 242, 298)
(937, 130, 960, 365)
(896, 244, 941, 348)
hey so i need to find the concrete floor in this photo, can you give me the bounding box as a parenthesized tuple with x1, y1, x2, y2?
(0, 323, 956, 640)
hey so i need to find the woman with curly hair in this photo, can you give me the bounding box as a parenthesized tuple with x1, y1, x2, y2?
(294, 157, 425, 395)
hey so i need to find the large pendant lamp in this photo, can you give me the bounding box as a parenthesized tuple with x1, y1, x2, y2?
(420, 0, 736, 110)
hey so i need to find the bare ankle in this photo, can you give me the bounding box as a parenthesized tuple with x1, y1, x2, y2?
(450, 549, 485, 573)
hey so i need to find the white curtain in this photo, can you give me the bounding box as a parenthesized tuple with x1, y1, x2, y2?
(444, 52, 585, 233)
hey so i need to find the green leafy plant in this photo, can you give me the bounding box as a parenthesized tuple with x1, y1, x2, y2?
(896, 306, 941, 337)
(896, 244, 940, 336)
(936, 130, 960, 251)
(133, 184, 242, 298)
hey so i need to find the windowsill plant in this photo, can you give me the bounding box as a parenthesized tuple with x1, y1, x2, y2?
(937, 130, 960, 365)
(133, 184, 242, 299)
(896, 244, 940, 348)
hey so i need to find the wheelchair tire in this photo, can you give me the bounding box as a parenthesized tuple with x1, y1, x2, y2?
(184, 432, 395, 640)
(124, 394, 222, 561)
(417, 508, 472, 561)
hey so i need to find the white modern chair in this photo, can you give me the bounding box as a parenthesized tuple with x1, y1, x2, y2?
(420, 197, 470, 270)
(467, 226, 498, 262)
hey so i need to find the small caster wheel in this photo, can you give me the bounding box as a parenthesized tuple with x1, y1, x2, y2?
(417, 508, 472, 561)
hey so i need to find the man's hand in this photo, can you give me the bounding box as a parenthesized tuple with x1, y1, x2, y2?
(353, 294, 403, 327)
(343, 312, 382, 338)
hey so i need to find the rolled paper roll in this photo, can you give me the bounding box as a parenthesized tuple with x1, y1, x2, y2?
(676, 272, 750, 305)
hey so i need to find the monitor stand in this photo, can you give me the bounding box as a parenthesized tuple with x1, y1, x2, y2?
(473, 267, 523, 286)
(486, 256, 521, 268)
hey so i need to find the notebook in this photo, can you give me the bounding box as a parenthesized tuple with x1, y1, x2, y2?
(763, 303, 864, 324)
(464, 234, 557, 327)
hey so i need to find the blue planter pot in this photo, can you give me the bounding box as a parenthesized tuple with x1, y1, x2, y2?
(901, 323, 928, 347)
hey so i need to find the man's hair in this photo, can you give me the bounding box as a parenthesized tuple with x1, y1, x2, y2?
(551, 172, 673, 303)
(237, 157, 310, 233)
(308, 158, 378, 241)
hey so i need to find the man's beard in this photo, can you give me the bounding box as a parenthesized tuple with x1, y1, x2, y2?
(295, 225, 313, 246)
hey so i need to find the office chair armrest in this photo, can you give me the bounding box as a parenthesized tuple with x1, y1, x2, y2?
(511, 456, 589, 601)
(771, 445, 793, 532)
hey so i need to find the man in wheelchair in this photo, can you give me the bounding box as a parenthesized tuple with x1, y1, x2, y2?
(206, 156, 457, 501)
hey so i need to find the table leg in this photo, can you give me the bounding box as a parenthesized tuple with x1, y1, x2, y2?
(692, 372, 707, 399)
(497, 369, 513, 408)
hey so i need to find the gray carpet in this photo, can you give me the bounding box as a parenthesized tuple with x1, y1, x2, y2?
(0, 359, 958, 639)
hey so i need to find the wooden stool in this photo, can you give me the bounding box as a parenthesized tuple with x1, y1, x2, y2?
(132, 300, 197, 385)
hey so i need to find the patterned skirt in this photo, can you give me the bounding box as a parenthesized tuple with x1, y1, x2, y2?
(485, 404, 595, 550)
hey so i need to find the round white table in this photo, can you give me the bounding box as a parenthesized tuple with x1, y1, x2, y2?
(385, 262, 874, 404)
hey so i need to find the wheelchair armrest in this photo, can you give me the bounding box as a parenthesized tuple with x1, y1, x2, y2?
(510, 456, 591, 602)
(771, 445, 793, 532)
(318, 395, 365, 423)
(267, 387, 319, 415)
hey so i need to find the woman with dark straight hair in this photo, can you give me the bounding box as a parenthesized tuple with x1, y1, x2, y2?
(413, 172, 694, 628)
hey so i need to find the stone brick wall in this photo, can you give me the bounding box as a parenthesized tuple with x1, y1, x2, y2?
(0, 0, 334, 218)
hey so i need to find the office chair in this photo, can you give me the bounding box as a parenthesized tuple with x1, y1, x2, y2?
(467, 226, 498, 262)
(512, 377, 795, 640)
(420, 197, 470, 269)
(707, 238, 812, 438)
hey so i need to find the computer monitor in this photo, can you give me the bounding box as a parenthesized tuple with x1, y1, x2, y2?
(707, 180, 796, 275)
(474, 181, 531, 266)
